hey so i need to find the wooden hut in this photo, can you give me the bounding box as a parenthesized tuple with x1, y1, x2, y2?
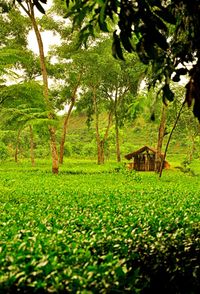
(125, 146, 170, 171)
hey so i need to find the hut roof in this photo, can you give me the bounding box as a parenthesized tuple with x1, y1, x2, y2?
(124, 145, 163, 160)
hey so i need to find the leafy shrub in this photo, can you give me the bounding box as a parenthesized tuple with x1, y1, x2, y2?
(64, 142, 73, 157)
(71, 141, 85, 156)
(81, 142, 96, 157)
(0, 166, 199, 293)
(34, 147, 50, 158)
(0, 142, 8, 161)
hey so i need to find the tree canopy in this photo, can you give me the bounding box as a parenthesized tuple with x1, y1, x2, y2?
(63, 0, 200, 121)
(8, 0, 200, 122)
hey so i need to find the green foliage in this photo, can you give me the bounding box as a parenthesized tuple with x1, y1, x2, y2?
(0, 162, 199, 293)
(65, 0, 200, 121)
(0, 142, 8, 160)
(0, 7, 30, 48)
(0, 81, 45, 108)
(34, 148, 51, 158)
(81, 142, 96, 157)
(63, 142, 72, 157)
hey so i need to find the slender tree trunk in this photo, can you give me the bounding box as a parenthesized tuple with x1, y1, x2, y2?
(114, 92, 121, 162)
(155, 105, 167, 172)
(59, 74, 81, 164)
(100, 141, 105, 164)
(21, 1, 59, 173)
(29, 125, 35, 166)
(93, 87, 112, 164)
(115, 121, 121, 162)
(99, 110, 113, 164)
(59, 99, 75, 164)
(97, 144, 102, 164)
(101, 109, 113, 163)
(159, 102, 185, 177)
(93, 87, 102, 164)
(15, 129, 21, 163)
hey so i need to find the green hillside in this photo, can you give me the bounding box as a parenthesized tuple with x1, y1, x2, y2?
(1, 107, 199, 172)
(62, 111, 196, 165)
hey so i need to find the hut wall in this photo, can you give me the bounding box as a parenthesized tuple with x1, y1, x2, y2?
(139, 154, 145, 171)
(149, 154, 155, 171)
(134, 153, 156, 171)
(134, 155, 140, 170)
(126, 147, 169, 172)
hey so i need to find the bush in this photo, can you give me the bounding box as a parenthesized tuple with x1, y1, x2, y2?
(81, 142, 96, 157)
(0, 168, 199, 293)
(64, 142, 73, 157)
(0, 142, 9, 161)
(34, 147, 50, 158)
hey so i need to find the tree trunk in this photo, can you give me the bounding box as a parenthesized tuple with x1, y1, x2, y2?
(15, 129, 21, 163)
(115, 121, 121, 162)
(100, 141, 105, 164)
(159, 102, 185, 177)
(155, 105, 167, 172)
(29, 125, 35, 166)
(59, 100, 75, 164)
(93, 87, 112, 164)
(93, 87, 102, 164)
(101, 110, 113, 163)
(114, 93, 121, 162)
(59, 74, 81, 164)
(22, 1, 59, 173)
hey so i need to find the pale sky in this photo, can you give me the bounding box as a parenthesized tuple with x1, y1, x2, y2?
(22, 0, 61, 55)
(27, 30, 61, 55)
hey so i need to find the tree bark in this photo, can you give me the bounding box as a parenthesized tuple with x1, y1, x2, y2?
(93, 87, 112, 164)
(114, 91, 121, 162)
(115, 120, 121, 162)
(155, 105, 167, 172)
(159, 102, 185, 177)
(100, 110, 113, 164)
(15, 129, 21, 163)
(59, 101, 74, 164)
(59, 74, 81, 164)
(22, 0, 59, 173)
(29, 125, 35, 166)
(93, 87, 102, 164)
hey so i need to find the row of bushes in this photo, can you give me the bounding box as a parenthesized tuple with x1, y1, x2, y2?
(0, 169, 199, 293)
(0, 141, 136, 161)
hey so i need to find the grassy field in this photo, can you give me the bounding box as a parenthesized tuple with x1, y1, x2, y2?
(0, 159, 200, 293)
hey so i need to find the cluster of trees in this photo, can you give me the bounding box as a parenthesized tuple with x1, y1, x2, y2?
(0, 0, 200, 174)
(0, 0, 146, 171)
(66, 0, 200, 121)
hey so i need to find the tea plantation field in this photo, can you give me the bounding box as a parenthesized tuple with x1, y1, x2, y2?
(0, 161, 199, 293)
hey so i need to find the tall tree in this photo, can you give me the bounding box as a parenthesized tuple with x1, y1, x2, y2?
(65, 0, 200, 122)
(50, 67, 82, 164)
(48, 44, 84, 164)
(98, 45, 146, 162)
(73, 41, 116, 164)
(15, 0, 59, 173)
(73, 37, 146, 163)
(41, 8, 87, 164)
(155, 104, 167, 171)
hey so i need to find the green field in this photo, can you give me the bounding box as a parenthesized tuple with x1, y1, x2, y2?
(0, 160, 200, 293)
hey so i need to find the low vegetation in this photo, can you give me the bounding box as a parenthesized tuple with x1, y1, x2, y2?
(0, 160, 199, 293)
